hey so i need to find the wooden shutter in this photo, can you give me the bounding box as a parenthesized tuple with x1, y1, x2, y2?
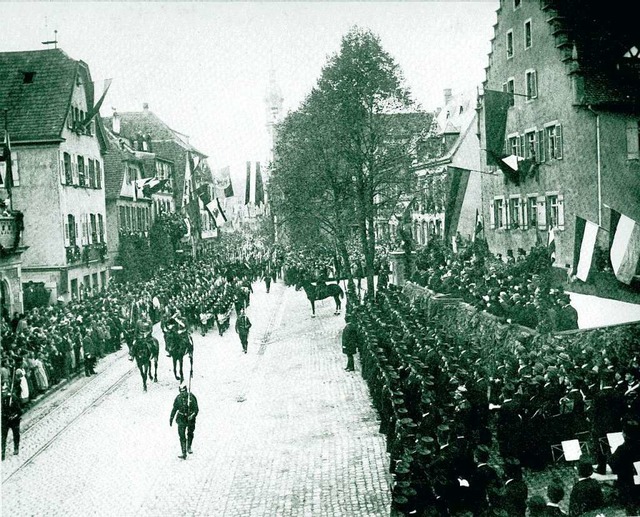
(60, 151, 66, 185)
(537, 195, 547, 230)
(71, 156, 79, 185)
(557, 194, 565, 230)
(627, 120, 639, 160)
(63, 216, 70, 247)
(537, 129, 546, 162)
(96, 160, 102, 189)
(490, 201, 496, 230)
(556, 124, 563, 159)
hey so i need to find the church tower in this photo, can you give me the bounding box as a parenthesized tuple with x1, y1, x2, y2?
(264, 68, 284, 164)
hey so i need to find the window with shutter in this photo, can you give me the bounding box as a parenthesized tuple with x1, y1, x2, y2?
(626, 119, 640, 160)
(88, 159, 95, 188)
(63, 152, 72, 184)
(78, 156, 85, 187)
(518, 135, 525, 157)
(68, 214, 76, 246)
(90, 213, 97, 244)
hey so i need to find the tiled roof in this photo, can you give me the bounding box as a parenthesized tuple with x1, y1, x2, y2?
(0, 49, 82, 142)
(102, 130, 129, 200)
(103, 110, 207, 157)
(543, 0, 640, 107)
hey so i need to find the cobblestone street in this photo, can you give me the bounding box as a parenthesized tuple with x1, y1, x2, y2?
(1, 280, 391, 516)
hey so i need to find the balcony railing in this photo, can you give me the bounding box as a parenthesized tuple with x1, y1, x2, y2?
(0, 212, 24, 254)
(66, 242, 107, 265)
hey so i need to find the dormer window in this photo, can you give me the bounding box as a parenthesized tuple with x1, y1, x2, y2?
(22, 71, 35, 84)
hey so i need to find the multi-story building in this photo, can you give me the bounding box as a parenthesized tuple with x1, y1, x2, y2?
(102, 128, 157, 265)
(479, 0, 640, 268)
(102, 106, 213, 254)
(0, 48, 110, 304)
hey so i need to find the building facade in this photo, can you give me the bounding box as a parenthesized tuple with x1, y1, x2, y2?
(479, 0, 640, 268)
(0, 49, 110, 304)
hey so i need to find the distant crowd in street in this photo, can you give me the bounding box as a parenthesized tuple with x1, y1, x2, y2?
(0, 243, 279, 427)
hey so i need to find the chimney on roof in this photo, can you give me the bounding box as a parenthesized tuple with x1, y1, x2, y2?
(444, 88, 452, 106)
(143, 103, 149, 111)
(112, 109, 120, 134)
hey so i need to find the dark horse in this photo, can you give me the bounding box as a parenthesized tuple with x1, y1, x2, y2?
(165, 329, 193, 382)
(131, 334, 159, 392)
(296, 279, 344, 317)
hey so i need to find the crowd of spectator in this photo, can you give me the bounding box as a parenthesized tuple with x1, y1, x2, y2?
(412, 241, 579, 332)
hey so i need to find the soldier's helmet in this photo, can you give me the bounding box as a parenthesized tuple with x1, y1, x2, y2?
(179, 382, 187, 392)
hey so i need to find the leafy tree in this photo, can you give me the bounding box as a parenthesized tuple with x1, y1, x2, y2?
(270, 27, 425, 296)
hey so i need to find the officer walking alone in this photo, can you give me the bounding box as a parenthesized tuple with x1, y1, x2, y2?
(1, 376, 22, 460)
(169, 382, 199, 460)
(235, 308, 252, 354)
(342, 316, 359, 372)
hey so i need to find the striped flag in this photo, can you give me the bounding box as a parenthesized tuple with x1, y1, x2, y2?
(0, 128, 13, 196)
(573, 216, 599, 282)
(548, 227, 556, 263)
(609, 208, 640, 284)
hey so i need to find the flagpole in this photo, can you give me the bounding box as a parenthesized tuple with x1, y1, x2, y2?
(3, 109, 12, 212)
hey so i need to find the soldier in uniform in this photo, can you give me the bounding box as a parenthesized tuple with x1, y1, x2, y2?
(341, 316, 359, 372)
(169, 382, 199, 460)
(1, 377, 22, 460)
(235, 309, 252, 354)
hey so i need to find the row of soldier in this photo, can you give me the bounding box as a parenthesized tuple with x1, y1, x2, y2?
(351, 284, 640, 516)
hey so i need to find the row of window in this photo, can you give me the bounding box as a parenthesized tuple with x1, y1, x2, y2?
(60, 152, 103, 189)
(491, 193, 565, 231)
(64, 213, 105, 247)
(67, 107, 95, 136)
(69, 271, 108, 301)
(506, 18, 533, 59)
(118, 205, 151, 233)
(502, 69, 538, 104)
(505, 122, 563, 162)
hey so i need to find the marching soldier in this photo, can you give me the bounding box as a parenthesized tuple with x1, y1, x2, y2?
(169, 382, 199, 460)
(235, 308, 252, 354)
(1, 375, 22, 460)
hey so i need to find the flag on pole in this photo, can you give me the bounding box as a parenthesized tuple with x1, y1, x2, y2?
(0, 128, 12, 196)
(255, 161, 264, 206)
(207, 197, 227, 228)
(213, 166, 234, 198)
(573, 216, 599, 282)
(548, 227, 556, 263)
(244, 161, 252, 205)
(609, 208, 640, 285)
(472, 209, 483, 242)
(483, 89, 513, 166)
(81, 78, 113, 128)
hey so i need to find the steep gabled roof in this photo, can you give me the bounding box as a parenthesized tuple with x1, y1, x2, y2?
(0, 49, 84, 142)
(103, 110, 207, 157)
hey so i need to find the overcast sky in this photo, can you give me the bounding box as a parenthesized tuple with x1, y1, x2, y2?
(2, 1, 498, 182)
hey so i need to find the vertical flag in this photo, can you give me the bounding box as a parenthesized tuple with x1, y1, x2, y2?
(573, 216, 599, 282)
(548, 227, 556, 263)
(255, 161, 264, 206)
(81, 78, 113, 128)
(244, 161, 251, 205)
(0, 128, 13, 196)
(609, 208, 640, 284)
(213, 166, 234, 198)
(472, 208, 483, 242)
(483, 89, 513, 165)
